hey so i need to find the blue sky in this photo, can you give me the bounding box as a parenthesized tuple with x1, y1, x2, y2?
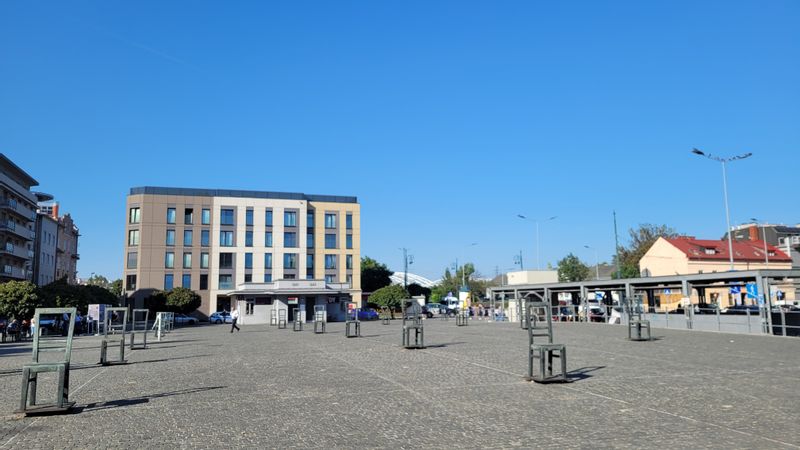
(1, 1, 798, 281)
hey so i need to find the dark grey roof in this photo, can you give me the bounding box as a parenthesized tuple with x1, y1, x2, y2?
(129, 186, 358, 204)
(0, 153, 38, 188)
(774, 226, 800, 234)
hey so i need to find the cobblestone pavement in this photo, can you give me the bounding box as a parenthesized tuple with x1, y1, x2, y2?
(0, 319, 798, 449)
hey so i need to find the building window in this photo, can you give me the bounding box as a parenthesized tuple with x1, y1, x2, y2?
(307, 212, 314, 228)
(284, 211, 297, 227)
(220, 208, 235, 225)
(164, 274, 174, 290)
(306, 273, 314, 280)
(167, 208, 176, 224)
(126, 274, 137, 290)
(166, 229, 176, 246)
(306, 254, 314, 270)
(346, 274, 353, 285)
(325, 213, 336, 229)
(219, 253, 233, 269)
(265, 210, 273, 226)
(325, 254, 336, 269)
(264, 273, 272, 282)
(264, 253, 272, 269)
(182, 274, 191, 289)
(201, 208, 211, 225)
(200, 252, 209, 269)
(128, 230, 140, 246)
(346, 213, 352, 230)
(129, 207, 140, 224)
(325, 274, 335, 283)
(265, 232, 273, 247)
(245, 252, 253, 269)
(245, 231, 253, 247)
(201, 230, 210, 247)
(346, 234, 353, 249)
(220, 231, 234, 247)
(183, 252, 192, 269)
(346, 254, 353, 269)
(325, 234, 336, 249)
(243, 273, 252, 283)
(284, 232, 297, 248)
(218, 274, 233, 290)
(184, 208, 193, 225)
(246, 209, 254, 226)
(199, 274, 208, 290)
(165, 252, 175, 268)
(307, 232, 314, 248)
(284, 253, 297, 269)
(127, 252, 138, 269)
(184, 230, 193, 246)
(284, 273, 296, 280)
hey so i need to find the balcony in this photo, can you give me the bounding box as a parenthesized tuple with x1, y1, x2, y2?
(0, 242, 31, 260)
(0, 199, 35, 222)
(0, 265, 29, 280)
(0, 221, 34, 241)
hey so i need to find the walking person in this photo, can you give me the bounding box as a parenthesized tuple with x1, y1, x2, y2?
(230, 307, 240, 333)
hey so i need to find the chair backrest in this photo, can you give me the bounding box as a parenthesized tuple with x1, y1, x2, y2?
(32, 307, 77, 364)
(104, 307, 129, 337)
(403, 300, 422, 325)
(132, 309, 149, 332)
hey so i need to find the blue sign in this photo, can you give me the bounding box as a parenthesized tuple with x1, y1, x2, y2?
(730, 286, 741, 294)
(746, 282, 758, 300)
(595, 292, 603, 301)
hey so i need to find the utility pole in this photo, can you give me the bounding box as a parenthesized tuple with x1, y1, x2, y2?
(399, 248, 413, 290)
(613, 211, 621, 279)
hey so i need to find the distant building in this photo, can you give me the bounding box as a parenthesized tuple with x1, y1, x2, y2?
(390, 272, 436, 288)
(55, 214, 80, 284)
(32, 212, 58, 286)
(0, 154, 37, 283)
(37, 199, 59, 219)
(504, 270, 558, 285)
(729, 223, 800, 268)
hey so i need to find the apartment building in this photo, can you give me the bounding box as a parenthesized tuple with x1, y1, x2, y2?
(730, 222, 800, 268)
(0, 154, 37, 283)
(33, 212, 58, 286)
(55, 214, 80, 284)
(123, 187, 361, 319)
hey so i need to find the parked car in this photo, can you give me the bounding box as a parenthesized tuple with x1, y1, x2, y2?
(358, 308, 379, 321)
(588, 306, 606, 322)
(425, 304, 445, 316)
(174, 314, 198, 325)
(723, 304, 761, 315)
(555, 307, 576, 322)
(209, 311, 232, 324)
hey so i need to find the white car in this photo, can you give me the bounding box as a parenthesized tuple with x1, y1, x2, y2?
(209, 311, 232, 324)
(173, 314, 198, 325)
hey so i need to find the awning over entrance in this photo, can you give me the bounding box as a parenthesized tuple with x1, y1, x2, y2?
(226, 279, 355, 297)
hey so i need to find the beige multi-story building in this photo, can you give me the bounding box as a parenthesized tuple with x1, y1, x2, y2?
(0, 154, 37, 283)
(55, 214, 80, 284)
(123, 187, 361, 320)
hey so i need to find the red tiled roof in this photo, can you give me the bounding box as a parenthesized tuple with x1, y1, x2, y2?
(665, 237, 792, 262)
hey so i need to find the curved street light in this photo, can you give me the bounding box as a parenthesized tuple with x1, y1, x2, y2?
(691, 148, 753, 270)
(517, 215, 557, 270)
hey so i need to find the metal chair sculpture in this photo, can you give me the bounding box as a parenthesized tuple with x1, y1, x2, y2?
(402, 301, 425, 349)
(380, 306, 391, 325)
(100, 307, 129, 365)
(314, 306, 326, 334)
(525, 300, 567, 383)
(456, 310, 469, 326)
(17, 308, 77, 415)
(627, 294, 651, 341)
(345, 307, 361, 338)
(130, 309, 149, 350)
(293, 308, 304, 332)
(278, 309, 287, 329)
(270, 309, 278, 326)
(519, 298, 529, 330)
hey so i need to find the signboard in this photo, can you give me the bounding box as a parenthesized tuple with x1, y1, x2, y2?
(347, 302, 355, 312)
(595, 292, 603, 301)
(663, 288, 671, 295)
(729, 286, 742, 295)
(288, 297, 299, 305)
(88, 304, 107, 321)
(746, 283, 758, 300)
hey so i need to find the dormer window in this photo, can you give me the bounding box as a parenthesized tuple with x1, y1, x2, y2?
(704, 248, 716, 255)
(768, 251, 776, 257)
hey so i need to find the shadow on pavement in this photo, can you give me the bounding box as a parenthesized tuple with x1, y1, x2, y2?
(567, 366, 605, 381)
(73, 385, 227, 413)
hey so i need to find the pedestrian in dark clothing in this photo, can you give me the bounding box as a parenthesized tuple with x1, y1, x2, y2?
(231, 307, 240, 333)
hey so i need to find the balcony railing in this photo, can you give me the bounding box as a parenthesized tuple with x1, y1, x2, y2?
(1, 265, 28, 280)
(0, 242, 30, 260)
(0, 221, 34, 241)
(0, 199, 35, 222)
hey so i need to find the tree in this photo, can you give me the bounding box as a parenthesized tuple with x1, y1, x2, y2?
(361, 256, 392, 293)
(109, 279, 123, 297)
(144, 291, 168, 315)
(165, 287, 202, 314)
(86, 274, 111, 288)
(38, 279, 119, 313)
(614, 224, 679, 278)
(0, 281, 41, 320)
(407, 283, 431, 299)
(557, 253, 591, 282)
(369, 284, 408, 314)
(429, 263, 488, 304)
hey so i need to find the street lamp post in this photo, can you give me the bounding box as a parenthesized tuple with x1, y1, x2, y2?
(749, 218, 769, 268)
(517, 215, 557, 270)
(691, 148, 753, 271)
(584, 245, 599, 280)
(399, 248, 414, 290)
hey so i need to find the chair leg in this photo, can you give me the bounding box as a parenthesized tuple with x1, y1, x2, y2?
(57, 366, 66, 408)
(560, 347, 567, 381)
(20, 367, 30, 411)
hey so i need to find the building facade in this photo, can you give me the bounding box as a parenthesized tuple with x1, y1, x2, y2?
(123, 187, 361, 318)
(55, 214, 80, 284)
(729, 222, 800, 268)
(33, 213, 58, 286)
(0, 154, 37, 283)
